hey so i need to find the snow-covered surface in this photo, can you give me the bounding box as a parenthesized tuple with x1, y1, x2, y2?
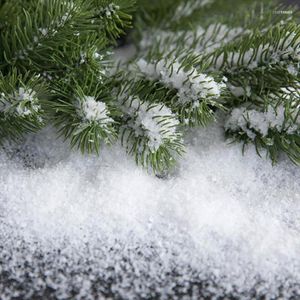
(0, 121, 299, 299)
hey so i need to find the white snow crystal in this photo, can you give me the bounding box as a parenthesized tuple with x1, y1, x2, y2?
(39, 28, 48, 36)
(227, 83, 251, 97)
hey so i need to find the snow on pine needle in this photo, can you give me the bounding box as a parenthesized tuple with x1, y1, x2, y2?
(78, 95, 114, 125)
(99, 3, 120, 19)
(224, 85, 300, 164)
(139, 23, 245, 57)
(0, 87, 41, 117)
(225, 104, 299, 139)
(136, 58, 227, 125)
(119, 94, 184, 172)
(136, 59, 226, 102)
(211, 28, 300, 70)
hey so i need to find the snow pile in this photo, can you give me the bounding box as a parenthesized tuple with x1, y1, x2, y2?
(0, 122, 300, 299)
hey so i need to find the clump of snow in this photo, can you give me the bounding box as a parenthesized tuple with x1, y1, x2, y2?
(78, 95, 113, 125)
(287, 64, 298, 76)
(227, 83, 251, 97)
(225, 102, 299, 139)
(136, 58, 226, 105)
(0, 121, 300, 299)
(120, 96, 180, 151)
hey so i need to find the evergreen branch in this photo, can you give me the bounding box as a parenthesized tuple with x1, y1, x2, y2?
(115, 82, 185, 172)
(225, 91, 300, 164)
(0, 0, 135, 74)
(209, 22, 300, 71)
(93, 0, 136, 41)
(0, 70, 46, 144)
(44, 80, 118, 155)
(133, 57, 227, 126)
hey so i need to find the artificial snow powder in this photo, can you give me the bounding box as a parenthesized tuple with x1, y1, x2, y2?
(0, 122, 299, 299)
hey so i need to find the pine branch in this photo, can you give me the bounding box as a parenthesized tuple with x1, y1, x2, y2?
(93, 0, 136, 41)
(0, 70, 46, 144)
(115, 78, 185, 173)
(43, 79, 118, 155)
(132, 57, 227, 126)
(225, 89, 300, 164)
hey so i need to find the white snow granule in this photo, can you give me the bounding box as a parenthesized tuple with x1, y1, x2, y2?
(99, 3, 120, 18)
(0, 122, 299, 299)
